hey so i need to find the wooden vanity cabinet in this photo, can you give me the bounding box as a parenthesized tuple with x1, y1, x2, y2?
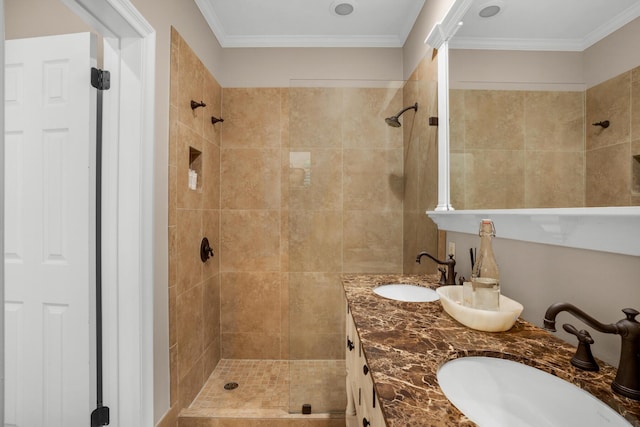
(346, 303, 386, 427)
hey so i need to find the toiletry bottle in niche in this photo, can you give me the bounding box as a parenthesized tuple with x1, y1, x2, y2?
(464, 219, 500, 311)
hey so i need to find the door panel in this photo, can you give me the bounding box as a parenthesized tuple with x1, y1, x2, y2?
(4, 32, 96, 427)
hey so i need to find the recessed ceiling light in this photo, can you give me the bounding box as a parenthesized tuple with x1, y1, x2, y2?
(334, 2, 354, 16)
(479, 5, 501, 18)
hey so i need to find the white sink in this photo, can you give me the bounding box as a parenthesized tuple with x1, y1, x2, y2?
(372, 284, 439, 302)
(437, 357, 631, 427)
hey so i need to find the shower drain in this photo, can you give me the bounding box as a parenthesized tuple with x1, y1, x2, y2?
(224, 382, 239, 390)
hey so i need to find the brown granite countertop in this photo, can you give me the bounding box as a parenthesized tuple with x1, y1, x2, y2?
(342, 274, 640, 427)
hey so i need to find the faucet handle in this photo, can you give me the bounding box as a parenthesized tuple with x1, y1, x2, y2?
(563, 323, 599, 372)
(622, 308, 639, 320)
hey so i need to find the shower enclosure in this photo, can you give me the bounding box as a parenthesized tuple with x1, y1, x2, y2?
(286, 79, 415, 415)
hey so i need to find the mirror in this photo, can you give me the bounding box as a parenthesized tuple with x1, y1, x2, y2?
(438, 0, 640, 210)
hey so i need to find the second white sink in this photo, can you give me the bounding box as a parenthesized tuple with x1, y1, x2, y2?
(373, 284, 439, 302)
(437, 356, 631, 427)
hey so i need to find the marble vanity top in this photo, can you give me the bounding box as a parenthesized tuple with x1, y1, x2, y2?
(342, 274, 640, 427)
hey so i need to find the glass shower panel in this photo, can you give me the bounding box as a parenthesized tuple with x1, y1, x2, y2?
(286, 80, 406, 415)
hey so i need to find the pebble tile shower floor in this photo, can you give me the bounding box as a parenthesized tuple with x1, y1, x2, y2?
(178, 359, 347, 427)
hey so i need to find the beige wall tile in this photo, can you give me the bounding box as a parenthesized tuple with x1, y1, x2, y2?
(177, 284, 204, 381)
(288, 333, 344, 360)
(289, 87, 343, 148)
(525, 151, 585, 208)
(221, 332, 281, 359)
(170, 344, 178, 406)
(632, 66, 640, 141)
(342, 87, 403, 149)
(288, 210, 342, 272)
(449, 89, 465, 153)
(279, 272, 290, 359)
(449, 152, 466, 209)
(525, 91, 584, 152)
(177, 35, 205, 135)
(202, 339, 220, 383)
(169, 284, 177, 347)
(633, 139, 640, 194)
(288, 149, 342, 211)
(169, 165, 177, 227)
(178, 356, 204, 410)
(176, 209, 203, 294)
(464, 90, 525, 150)
(220, 210, 280, 272)
(170, 104, 179, 167)
(170, 27, 179, 109)
(202, 210, 219, 279)
(202, 142, 220, 211)
(343, 211, 403, 273)
(586, 71, 631, 151)
(343, 148, 403, 210)
(221, 88, 282, 149)
(202, 275, 220, 348)
(586, 143, 631, 206)
(220, 272, 281, 334)
(203, 71, 222, 146)
(464, 150, 525, 209)
(288, 273, 343, 335)
(221, 148, 281, 210)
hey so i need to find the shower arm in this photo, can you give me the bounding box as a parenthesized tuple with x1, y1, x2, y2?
(394, 102, 418, 118)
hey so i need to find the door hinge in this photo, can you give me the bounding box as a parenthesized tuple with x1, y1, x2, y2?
(91, 67, 111, 91)
(91, 405, 110, 426)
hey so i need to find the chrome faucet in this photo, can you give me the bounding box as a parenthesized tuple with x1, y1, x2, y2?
(415, 252, 457, 286)
(544, 302, 640, 401)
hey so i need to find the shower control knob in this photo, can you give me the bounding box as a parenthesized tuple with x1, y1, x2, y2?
(347, 338, 354, 351)
(200, 237, 214, 262)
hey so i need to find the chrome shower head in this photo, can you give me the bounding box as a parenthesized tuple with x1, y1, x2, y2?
(385, 116, 401, 127)
(385, 102, 418, 128)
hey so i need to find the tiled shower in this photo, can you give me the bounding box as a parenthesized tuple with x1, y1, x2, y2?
(449, 66, 640, 209)
(167, 28, 439, 426)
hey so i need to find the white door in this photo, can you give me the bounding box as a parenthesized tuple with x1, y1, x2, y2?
(4, 32, 97, 427)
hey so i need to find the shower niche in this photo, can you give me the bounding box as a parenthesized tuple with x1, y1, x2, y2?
(188, 146, 202, 191)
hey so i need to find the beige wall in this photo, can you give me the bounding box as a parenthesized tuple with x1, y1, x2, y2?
(220, 48, 403, 87)
(448, 231, 640, 367)
(584, 16, 640, 88)
(450, 50, 585, 91)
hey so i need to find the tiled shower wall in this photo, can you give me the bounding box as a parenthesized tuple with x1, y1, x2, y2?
(167, 29, 442, 422)
(586, 66, 640, 206)
(402, 52, 441, 273)
(449, 89, 585, 209)
(219, 84, 409, 362)
(449, 64, 640, 209)
(167, 28, 222, 423)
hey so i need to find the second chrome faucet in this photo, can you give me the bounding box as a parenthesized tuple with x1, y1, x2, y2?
(416, 251, 457, 286)
(544, 302, 640, 401)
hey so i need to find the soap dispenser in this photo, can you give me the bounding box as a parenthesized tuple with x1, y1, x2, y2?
(464, 219, 500, 311)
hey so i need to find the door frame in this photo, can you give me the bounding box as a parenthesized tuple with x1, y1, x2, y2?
(0, 0, 156, 425)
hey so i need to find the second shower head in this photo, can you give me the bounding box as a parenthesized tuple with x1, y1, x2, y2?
(385, 102, 418, 127)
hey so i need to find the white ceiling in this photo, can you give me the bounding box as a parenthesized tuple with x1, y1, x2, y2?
(195, 0, 640, 51)
(451, 0, 640, 51)
(194, 0, 426, 48)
